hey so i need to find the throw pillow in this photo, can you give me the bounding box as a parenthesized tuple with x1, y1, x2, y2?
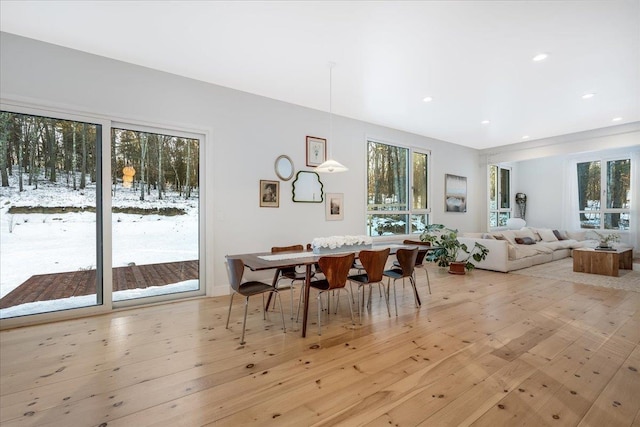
(482, 233, 496, 239)
(552, 230, 566, 240)
(538, 228, 558, 242)
(515, 228, 537, 241)
(515, 237, 536, 245)
(526, 227, 542, 241)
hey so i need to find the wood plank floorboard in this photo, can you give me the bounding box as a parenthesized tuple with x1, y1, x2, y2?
(1, 266, 639, 426)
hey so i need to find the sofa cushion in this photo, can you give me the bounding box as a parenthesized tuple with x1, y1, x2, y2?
(526, 227, 542, 241)
(515, 237, 536, 245)
(515, 228, 537, 241)
(538, 228, 558, 242)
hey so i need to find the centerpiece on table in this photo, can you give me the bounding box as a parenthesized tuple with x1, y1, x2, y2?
(593, 231, 620, 250)
(311, 235, 373, 254)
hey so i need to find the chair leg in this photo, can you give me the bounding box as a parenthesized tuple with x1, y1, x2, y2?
(345, 288, 355, 325)
(392, 278, 399, 316)
(240, 296, 249, 345)
(381, 282, 391, 317)
(290, 283, 295, 320)
(410, 276, 421, 307)
(424, 267, 432, 294)
(274, 291, 287, 333)
(226, 292, 235, 329)
(317, 292, 323, 335)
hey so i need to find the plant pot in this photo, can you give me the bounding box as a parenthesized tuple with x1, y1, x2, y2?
(448, 261, 466, 275)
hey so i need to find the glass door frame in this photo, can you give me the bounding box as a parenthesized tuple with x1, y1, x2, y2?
(0, 100, 112, 328)
(111, 121, 206, 309)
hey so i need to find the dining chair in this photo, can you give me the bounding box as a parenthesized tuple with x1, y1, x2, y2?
(395, 240, 432, 294)
(225, 256, 286, 345)
(348, 248, 391, 323)
(383, 247, 420, 316)
(270, 244, 314, 319)
(308, 253, 356, 335)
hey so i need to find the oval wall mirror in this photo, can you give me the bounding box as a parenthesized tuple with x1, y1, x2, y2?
(274, 155, 294, 181)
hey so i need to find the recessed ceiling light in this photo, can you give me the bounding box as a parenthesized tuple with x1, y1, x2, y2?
(532, 53, 548, 62)
(522, 135, 530, 139)
(612, 117, 622, 122)
(582, 93, 595, 99)
(481, 120, 490, 125)
(422, 96, 433, 103)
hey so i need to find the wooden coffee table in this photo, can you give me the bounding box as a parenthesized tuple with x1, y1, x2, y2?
(572, 247, 633, 277)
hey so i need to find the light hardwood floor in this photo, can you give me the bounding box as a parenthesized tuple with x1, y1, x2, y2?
(1, 266, 639, 426)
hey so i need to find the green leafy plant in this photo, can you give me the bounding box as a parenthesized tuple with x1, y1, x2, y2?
(593, 231, 620, 247)
(420, 224, 489, 271)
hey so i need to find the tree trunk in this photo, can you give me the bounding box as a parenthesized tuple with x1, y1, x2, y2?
(0, 112, 10, 187)
(139, 133, 147, 201)
(80, 123, 87, 190)
(72, 123, 77, 190)
(185, 140, 191, 199)
(48, 119, 57, 183)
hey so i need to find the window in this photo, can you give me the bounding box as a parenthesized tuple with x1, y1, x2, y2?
(577, 158, 630, 230)
(488, 165, 511, 227)
(0, 111, 103, 318)
(0, 106, 204, 322)
(111, 127, 201, 303)
(366, 139, 430, 236)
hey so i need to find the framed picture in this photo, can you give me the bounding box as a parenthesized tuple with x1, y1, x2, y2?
(444, 174, 467, 213)
(306, 136, 326, 167)
(326, 193, 344, 220)
(259, 180, 279, 208)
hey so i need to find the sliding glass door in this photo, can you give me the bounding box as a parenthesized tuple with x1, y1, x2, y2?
(111, 126, 200, 303)
(0, 111, 103, 319)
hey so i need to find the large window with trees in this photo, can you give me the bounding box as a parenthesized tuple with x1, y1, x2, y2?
(489, 165, 511, 227)
(577, 158, 630, 230)
(0, 108, 202, 321)
(0, 111, 103, 318)
(366, 139, 430, 236)
(111, 127, 200, 302)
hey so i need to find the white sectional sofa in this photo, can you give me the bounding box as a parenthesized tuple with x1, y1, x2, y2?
(458, 228, 598, 273)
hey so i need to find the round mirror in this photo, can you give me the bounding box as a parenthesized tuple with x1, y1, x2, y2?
(274, 155, 294, 181)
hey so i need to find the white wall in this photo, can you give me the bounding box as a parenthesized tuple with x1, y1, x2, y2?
(0, 32, 482, 295)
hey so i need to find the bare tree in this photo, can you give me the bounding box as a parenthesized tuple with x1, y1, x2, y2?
(0, 112, 10, 187)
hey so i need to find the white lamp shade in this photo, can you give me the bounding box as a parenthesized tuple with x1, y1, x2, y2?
(315, 158, 348, 173)
(506, 218, 526, 230)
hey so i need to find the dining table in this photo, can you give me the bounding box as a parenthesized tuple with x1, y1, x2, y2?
(228, 242, 428, 338)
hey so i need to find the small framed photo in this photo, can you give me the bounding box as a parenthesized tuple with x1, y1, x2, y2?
(326, 193, 344, 221)
(306, 136, 326, 167)
(444, 174, 467, 213)
(260, 180, 279, 208)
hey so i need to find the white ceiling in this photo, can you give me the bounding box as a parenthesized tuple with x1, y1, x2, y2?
(1, 1, 639, 150)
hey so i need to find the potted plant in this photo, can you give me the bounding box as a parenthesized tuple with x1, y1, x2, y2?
(420, 224, 489, 274)
(593, 231, 620, 249)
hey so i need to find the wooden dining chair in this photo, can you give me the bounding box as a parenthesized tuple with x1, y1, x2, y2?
(270, 244, 314, 319)
(348, 248, 391, 323)
(395, 239, 432, 294)
(308, 253, 356, 335)
(383, 247, 420, 316)
(225, 256, 286, 345)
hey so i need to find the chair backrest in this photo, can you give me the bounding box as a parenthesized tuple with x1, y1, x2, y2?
(395, 248, 419, 277)
(403, 240, 430, 265)
(272, 245, 304, 274)
(318, 253, 355, 290)
(358, 249, 390, 282)
(225, 257, 245, 292)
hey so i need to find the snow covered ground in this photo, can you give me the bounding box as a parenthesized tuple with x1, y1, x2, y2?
(0, 176, 199, 318)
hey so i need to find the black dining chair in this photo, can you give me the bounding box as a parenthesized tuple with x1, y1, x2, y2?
(308, 253, 356, 335)
(383, 247, 420, 316)
(348, 248, 391, 323)
(225, 256, 286, 345)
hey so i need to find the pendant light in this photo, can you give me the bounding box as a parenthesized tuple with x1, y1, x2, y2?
(315, 62, 348, 173)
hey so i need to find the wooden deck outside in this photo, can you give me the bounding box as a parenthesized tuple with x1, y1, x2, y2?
(0, 260, 199, 309)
